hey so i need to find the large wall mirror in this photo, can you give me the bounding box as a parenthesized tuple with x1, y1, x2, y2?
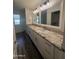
(41, 10, 47, 24)
(40, 10, 60, 27)
(51, 11, 60, 26)
(33, 2, 61, 26)
(33, 10, 60, 26)
(33, 13, 41, 24)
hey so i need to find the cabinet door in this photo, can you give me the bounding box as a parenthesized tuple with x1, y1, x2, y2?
(36, 35, 46, 50)
(27, 27, 31, 36)
(28, 28, 34, 40)
(37, 35, 55, 59)
(30, 30, 34, 40)
(30, 31, 36, 43)
(54, 47, 65, 59)
(43, 40, 55, 59)
(32, 32, 38, 46)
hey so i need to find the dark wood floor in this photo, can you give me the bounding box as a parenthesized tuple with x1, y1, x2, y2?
(16, 32, 43, 59)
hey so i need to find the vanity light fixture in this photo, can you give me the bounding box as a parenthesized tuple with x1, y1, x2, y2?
(33, 0, 58, 14)
(33, 7, 40, 14)
(43, 0, 49, 5)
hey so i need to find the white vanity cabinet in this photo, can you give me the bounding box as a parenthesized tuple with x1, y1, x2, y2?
(26, 26, 31, 35)
(26, 27, 34, 40)
(26, 26, 64, 59)
(33, 32, 55, 59)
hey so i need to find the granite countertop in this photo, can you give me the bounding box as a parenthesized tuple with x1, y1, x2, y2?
(28, 25, 64, 50)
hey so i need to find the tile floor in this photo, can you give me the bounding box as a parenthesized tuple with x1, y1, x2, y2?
(15, 32, 43, 59)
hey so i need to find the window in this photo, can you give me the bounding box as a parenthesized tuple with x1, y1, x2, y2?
(13, 14, 20, 25)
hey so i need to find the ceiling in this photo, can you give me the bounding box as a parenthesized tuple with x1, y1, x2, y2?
(13, 0, 62, 10)
(13, 0, 48, 10)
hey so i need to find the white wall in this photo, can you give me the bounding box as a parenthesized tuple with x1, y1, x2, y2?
(59, 0, 65, 32)
(25, 8, 33, 24)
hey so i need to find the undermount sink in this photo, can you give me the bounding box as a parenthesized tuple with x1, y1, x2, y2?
(37, 29, 49, 33)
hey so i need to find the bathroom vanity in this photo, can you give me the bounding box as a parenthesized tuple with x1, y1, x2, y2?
(26, 24, 64, 59)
